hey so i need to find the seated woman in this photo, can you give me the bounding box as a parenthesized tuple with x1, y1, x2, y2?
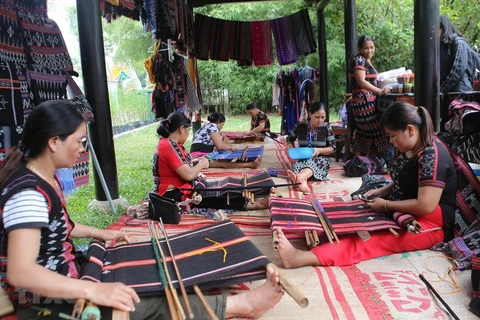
(286, 102, 335, 194)
(0, 100, 284, 320)
(246, 103, 271, 136)
(153, 112, 271, 211)
(275, 102, 456, 268)
(190, 112, 261, 169)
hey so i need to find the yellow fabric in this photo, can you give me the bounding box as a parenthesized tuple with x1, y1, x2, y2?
(144, 41, 162, 84)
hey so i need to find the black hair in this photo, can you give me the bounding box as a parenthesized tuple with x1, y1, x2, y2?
(380, 102, 434, 147)
(245, 103, 256, 111)
(357, 35, 375, 50)
(440, 15, 463, 44)
(156, 112, 191, 138)
(308, 101, 326, 114)
(207, 112, 226, 123)
(0, 100, 85, 186)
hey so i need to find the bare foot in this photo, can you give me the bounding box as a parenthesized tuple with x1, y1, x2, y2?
(225, 265, 284, 319)
(249, 155, 262, 169)
(286, 169, 298, 183)
(275, 227, 319, 269)
(247, 194, 270, 210)
(287, 170, 311, 194)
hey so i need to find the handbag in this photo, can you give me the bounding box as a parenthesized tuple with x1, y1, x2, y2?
(147, 192, 181, 224)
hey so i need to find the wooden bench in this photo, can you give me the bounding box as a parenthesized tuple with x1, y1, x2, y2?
(332, 127, 351, 162)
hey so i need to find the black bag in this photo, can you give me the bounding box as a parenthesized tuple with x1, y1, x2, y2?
(147, 192, 181, 224)
(344, 154, 386, 177)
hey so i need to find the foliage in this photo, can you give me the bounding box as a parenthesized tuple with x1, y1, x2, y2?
(108, 88, 155, 128)
(102, 17, 154, 82)
(440, 0, 480, 47)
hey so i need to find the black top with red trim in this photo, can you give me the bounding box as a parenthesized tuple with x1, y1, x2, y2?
(390, 138, 456, 241)
(250, 110, 271, 133)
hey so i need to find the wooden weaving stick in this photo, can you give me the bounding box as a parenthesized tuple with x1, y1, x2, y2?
(148, 222, 182, 320)
(157, 219, 195, 319)
(193, 285, 219, 320)
(312, 199, 340, 245)
(310, 199, 334, 246)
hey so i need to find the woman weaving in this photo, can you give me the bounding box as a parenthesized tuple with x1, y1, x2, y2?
(286, 102, 336, 194)
(154, 112, 272, 212)
(275, 102, 457, 267)
(190, 112, 262, 169)
(0, 100, 284, 319)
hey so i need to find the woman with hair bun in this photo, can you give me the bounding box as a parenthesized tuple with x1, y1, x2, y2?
(153, 112, 270, 210)
(190, 112, 261, 169)
(274, 102, 457, 268)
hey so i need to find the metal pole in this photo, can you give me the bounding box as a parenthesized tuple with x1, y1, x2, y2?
(76, 0, 120, 200)
(414, 0, 440, 130)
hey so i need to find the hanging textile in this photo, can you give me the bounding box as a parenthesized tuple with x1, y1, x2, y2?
(193, 13, 214, 60)
(230, 20, 252, 66)
(251, 20, 273, 66)
(0, 61, 23, 127)
(291, 9, 317, 57)
(183, 58, 202, 116)
(0, 125, 22, 163)
(99, 0, 140, 22)
(0, 6, 27, 65)
(25, 65, 67, 105)
(17, 11, 73, 71)
(2, 0, 47, 16)
(143, 0, 156, 32)
(271, 15, 299, 66)
(209, 18, 232, 62)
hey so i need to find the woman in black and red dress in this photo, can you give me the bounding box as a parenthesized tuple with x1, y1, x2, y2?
(350, 35, 391, 155)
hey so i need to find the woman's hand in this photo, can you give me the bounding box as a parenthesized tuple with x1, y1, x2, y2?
(378, 87, 391, 95)
(87, 282, 140, 312)
(197, 157, 210, 169)
(367, 198, 387, 213)
(230, 145, 238, 152)
(364, 188, 383, 199)
(96, 229, 131, 243)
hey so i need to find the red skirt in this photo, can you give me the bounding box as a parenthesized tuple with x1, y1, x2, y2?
(313, 206, 444, 266)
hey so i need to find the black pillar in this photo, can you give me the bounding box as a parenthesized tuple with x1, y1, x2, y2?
(317, 9, 329, 122)
(76, 0, 119, 200)
(344, 0, 357, 94)
(344, 0, 357, 135)
(414, 0, 440, 130)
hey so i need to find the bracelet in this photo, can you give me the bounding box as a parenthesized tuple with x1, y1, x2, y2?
(384, 200, 388, 213)
(90, 227, 95, 239)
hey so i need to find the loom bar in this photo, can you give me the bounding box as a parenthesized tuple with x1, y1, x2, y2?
(268, 263, 309, 308)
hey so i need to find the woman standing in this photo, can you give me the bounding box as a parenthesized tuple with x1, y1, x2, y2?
(286, 102, 335, 194)
(439, 15, 474, 94)
(275, 102, 456, 268)
(350, 35, 391, 155)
